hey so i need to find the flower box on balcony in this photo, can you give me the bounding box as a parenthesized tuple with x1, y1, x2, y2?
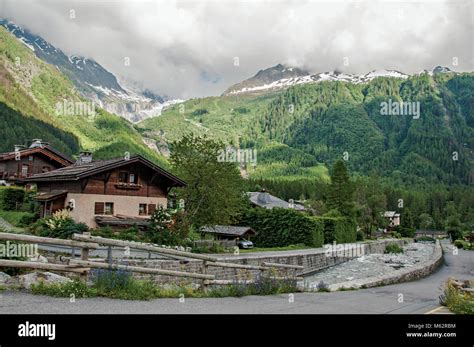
(114, 182, 142, 190)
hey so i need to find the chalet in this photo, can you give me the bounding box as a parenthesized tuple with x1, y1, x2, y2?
(26, 152, 186, 228)
(383, 211, 401, 229)
(0, 140, 73, 185)
(248, 190, 305, 211)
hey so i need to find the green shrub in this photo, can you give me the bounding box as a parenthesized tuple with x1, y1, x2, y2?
(92, 226, 142, 242)
(147, 206, 188, 246)
(239, 208, 324, 247)
(442, 281, 474, 314)
(392, 231, 402, 239)
(448, 229, 464, 242)
(208, 277, 297, 297)
(314, 216, 357, 244)
(91, 226, 114, 238)
(356, 230, 365, 241)
(248, 276, 281, 295)
(384, 243, 404, 254)
(91, 269, 133, 291)
(0, 187, 25, 211)
(18, 213, 39, 227)
(91, 269, 157, 300)
(454, 239, 471, 250)
(30, 210, 89, 238)
(398, 227, 415, 238)
(29, 274, 298, 300)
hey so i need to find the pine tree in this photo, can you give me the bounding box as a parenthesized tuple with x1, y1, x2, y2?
(326, 160, 355, 217)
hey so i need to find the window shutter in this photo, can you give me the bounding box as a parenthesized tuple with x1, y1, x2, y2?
(94, 202, 104, 215)
(148, 204, 156, 215)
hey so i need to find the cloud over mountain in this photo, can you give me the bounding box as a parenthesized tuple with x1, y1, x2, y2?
(2, 0, 472, 99)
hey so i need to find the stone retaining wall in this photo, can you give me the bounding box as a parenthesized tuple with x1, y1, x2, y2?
(98, 239, 409, 285)
(322, 240, 443, 291)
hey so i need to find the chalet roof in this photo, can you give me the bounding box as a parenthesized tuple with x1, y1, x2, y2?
(33, 190, 68, 201)
(95, 215, 150, 228)
(201, 225, 256, 237)
(248, 191, 305, 211)
(25, 154, 186, 187)
(383, 211, 400, 218)
(0, 145, 73, 166)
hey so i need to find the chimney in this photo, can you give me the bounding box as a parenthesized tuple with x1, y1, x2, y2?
(76, 151, 93, 165)
(14, 144, 26, 152)
(29, 139, 44, 148)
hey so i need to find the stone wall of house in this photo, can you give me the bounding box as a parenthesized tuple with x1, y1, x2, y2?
(111, 239, 409, 285)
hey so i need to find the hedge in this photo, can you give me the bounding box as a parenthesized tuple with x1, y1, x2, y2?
(314, 216, 357, 244)
(239, 208, 324, 248)
(0, 187, 25, 211)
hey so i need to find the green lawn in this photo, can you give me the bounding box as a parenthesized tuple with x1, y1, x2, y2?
(0, 210, 33, 231)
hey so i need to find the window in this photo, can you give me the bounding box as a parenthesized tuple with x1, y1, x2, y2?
(139, 203, 147, 216)
(104, 202, 114, 215)
(95, 202, 113, 215)
(129, 173, 138, 184)
(21, 165, 29, 176)
(147, 204, 156, 215)
(118, 172, 129, 183)
(94, 202, 104, 215)
(28, 156, 34, 161)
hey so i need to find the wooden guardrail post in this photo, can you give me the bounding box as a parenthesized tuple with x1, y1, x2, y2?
(79, 232, 91, 282)
(201, 261, 208, 292)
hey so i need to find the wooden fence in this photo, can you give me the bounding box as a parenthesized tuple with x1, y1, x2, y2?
(0, 232, 304, 290)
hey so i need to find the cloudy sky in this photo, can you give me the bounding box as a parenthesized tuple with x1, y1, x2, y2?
(1, 0, 473, 99)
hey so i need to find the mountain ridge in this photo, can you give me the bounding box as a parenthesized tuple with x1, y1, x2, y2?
(223, 63, 456, 96)
(0, 19, 177, 123)
(0, 25, 167, 166)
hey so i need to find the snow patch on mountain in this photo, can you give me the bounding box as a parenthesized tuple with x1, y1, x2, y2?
(0, 18, 174, 123)
(225, 65, 456, 96)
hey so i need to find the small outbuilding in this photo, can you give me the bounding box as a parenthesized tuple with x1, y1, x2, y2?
(201, 225, 256, 241)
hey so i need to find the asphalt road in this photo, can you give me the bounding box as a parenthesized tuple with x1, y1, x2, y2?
(1, 241, 472, 314)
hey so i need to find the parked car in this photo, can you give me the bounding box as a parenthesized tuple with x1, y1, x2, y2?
(237, 238, 254, 249)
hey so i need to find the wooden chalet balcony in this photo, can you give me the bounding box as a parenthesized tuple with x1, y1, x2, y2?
(114, 182, 143, 190)
(0, 172, 30, 180)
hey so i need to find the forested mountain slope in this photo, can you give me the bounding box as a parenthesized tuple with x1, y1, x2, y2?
(141, 70, 473, 185)
(0, 26, 166, 165)
(258, 74, 473, 184)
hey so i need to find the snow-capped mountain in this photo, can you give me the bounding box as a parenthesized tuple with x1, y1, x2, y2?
(223, 64, 455, 96)
(223, 64, 311, 95)
(0, 19, 177, 123)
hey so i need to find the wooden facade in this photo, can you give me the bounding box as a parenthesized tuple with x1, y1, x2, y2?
(0, 145, 73, 184)
(27, 155, 186, 227)
(35, 163, 169, 197)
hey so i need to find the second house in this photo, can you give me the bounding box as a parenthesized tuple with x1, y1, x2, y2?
(26, 152, 186, 228)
